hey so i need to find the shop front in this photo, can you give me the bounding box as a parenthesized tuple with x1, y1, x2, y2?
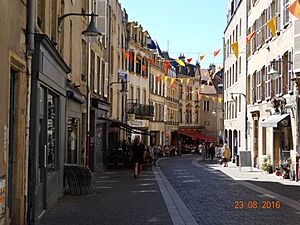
(261, 114, 293, 170)
(89, 98, 110, 172)
(28, 34, 70, 221)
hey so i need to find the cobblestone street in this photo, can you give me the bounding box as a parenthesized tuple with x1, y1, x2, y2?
(37, 155, 300, 225)
(159, 155, 300, 225)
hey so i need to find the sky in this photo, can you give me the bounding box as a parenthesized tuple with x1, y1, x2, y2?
(118, 0, 228, 69)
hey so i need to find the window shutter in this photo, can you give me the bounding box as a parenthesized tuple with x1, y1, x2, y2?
(98, 57, 102, 95)
(96, 0, 107, 47)
(104, 62, 108, 97)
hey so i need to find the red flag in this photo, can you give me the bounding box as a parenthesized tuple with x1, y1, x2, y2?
(246, 31, 256, 44)
(163, 60, 169, 74)
(122, 49, 128, 61)
(146, 57, 154, 65)
(214, 49, 221, 57)
(186, 58, 192, 64)
(129, 52, 133, 65)
(142, 65, 146, 72)
(288, 0, 300, 19)
(156, 74, 162, 82)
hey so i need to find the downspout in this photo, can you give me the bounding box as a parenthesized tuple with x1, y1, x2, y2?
(25, 0, 35, 223)
(245, 0, 249, 153)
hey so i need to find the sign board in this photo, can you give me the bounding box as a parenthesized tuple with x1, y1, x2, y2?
(128, 120, 149, 128)
(118, 70, 128, 80)
(239, 151, 252, 167)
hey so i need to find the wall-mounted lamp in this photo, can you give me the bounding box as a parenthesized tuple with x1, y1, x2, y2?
(58, 12, 102, 43)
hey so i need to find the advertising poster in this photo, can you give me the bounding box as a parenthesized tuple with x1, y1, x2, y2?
(0, 177, 5, 218)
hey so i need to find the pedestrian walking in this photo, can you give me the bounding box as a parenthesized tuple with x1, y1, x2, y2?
(222, 143, 230, 167)
(209, 143, 215, 161)
(132, 136, 146, 178)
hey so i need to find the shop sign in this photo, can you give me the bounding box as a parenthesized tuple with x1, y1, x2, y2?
(128, 120, 149, 128)
(0, 177, 5, 218)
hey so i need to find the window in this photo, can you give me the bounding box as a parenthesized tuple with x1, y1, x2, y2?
(232, 64, 235, 84)
(256, 70, 262, 102)
(239, 57, 241, 75)
(288, 50, 294, 92)
(91, 50, 95, 92)
(252, 72, 256, 103)
(97, 56, 101, 95)
(239, 131, 241, 147)
(275, 57, 283, 96)
(265, 64, 272, 99)
(235, 61, 238, 82)
(239, 19, 242, 37)
(275, 0, 281, 33)
(67, 117, 79, 164)
(265, 5, 272, 41)
(110, 46, 114, 75)
(81, 40, 87, 81)
(47, 92, 58, 171)
(239, 95, 241, 112)
(203, 100, 209, 111)
(37, 0, 45, 31)
(143, 89, 147, 105)
(136, 87, 140, 103)
(283, 0, 290, 27)
(101, 60, 105, 96)
(256, 16, 262, 49)
(129, 51, 134, 72)
(136, 55, 142, 75)
(235, 97, 237, 118)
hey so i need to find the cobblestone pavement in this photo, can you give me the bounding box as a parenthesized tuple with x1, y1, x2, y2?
(159, 155, 300, 225)
(38, 168, 172, 225)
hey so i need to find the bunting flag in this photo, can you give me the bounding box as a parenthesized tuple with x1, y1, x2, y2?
(121, 49, 128, 61)
(199, 55, 205, 61)
(186, 78, 190, 86)
(201, 85, 205, 91)
(198, 94, 203, 101)
(129, 52, 133, 65)
(170, 78, 175, 87)
(214, 49, 221, 57)
(156, 74, 162, 82)
(179, 78, 184, 83)
(142, 65, 146, 72)
(212, 97, 216, 103)
(218, 98, 223, 103)
(288, 0, 300, 19)
(186, 58, 193, 64)
(267, 17, 276, 37)
(231, 42, 239, 59)
(163, 60, 169, 74)
(163, 76, 168, 84)
(146, 57, 154, 65)
(176, 59, 185, 67)
(246, 31, 256, 44)
(205, 95, 210, 99)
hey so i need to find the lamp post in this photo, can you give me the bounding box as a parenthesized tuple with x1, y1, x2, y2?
(212, 107, 223, 144)
(57, 12, 102, 167)
(268, 60, 293, 80)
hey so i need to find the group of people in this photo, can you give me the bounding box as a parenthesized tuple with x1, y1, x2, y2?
(121, 136, 232, 179)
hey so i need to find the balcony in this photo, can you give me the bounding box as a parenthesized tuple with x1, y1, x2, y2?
(127, 103, 154, 118)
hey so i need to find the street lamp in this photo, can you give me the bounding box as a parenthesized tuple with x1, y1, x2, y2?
(267, 60, 293, 80)
(58, 12, 102, 43)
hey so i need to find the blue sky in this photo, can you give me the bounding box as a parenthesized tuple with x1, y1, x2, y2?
(118, 0, 228, 69)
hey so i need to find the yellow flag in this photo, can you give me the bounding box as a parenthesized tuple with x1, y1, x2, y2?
(218, 98, 223, 103)
(231, 42, 239, 59)
(170, 78, 175, 87)
(212, 97, 216, 102)
(179, 78, 184, 83)
(163, 76, 168, 84)
(205, 95, 210, 99)
(199, 55, 205, 61)
(267, 17, 276, 37)
(198, 94, 203, 101)
(186, 78, 190, 86)
(201, 85, 205, 91)
(176, 59, 185, 67)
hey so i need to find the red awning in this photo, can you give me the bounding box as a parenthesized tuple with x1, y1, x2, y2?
(179, 130, 216, 142)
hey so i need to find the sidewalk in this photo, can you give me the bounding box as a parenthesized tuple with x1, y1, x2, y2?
(38, 167, 172, 225)
(200, 159, 300, 207)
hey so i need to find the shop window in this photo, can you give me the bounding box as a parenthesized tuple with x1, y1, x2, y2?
(67, 117, 79, 164)
(47, 92, 58, 172)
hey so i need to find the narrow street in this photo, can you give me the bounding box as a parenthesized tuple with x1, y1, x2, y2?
(38, 155, 300, 225)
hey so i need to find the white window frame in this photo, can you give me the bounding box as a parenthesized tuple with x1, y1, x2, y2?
(282, 0, 290, 28)
(256, 70, 262, 102)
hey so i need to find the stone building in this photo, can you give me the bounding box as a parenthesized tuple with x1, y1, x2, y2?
(0, 1, 28, 225)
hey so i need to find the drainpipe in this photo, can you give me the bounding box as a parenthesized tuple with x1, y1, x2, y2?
(25, 0, 35, 223)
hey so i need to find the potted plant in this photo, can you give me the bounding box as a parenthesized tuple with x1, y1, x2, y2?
(275, 167, 281, 176)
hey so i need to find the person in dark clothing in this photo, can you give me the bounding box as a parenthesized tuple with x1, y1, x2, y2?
(209, 143, 215, 161)
(132, 136, 145, 178)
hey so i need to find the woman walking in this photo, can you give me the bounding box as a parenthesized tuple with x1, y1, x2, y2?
(222, 143, 230, 167)
(132, 136, 146, 178)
